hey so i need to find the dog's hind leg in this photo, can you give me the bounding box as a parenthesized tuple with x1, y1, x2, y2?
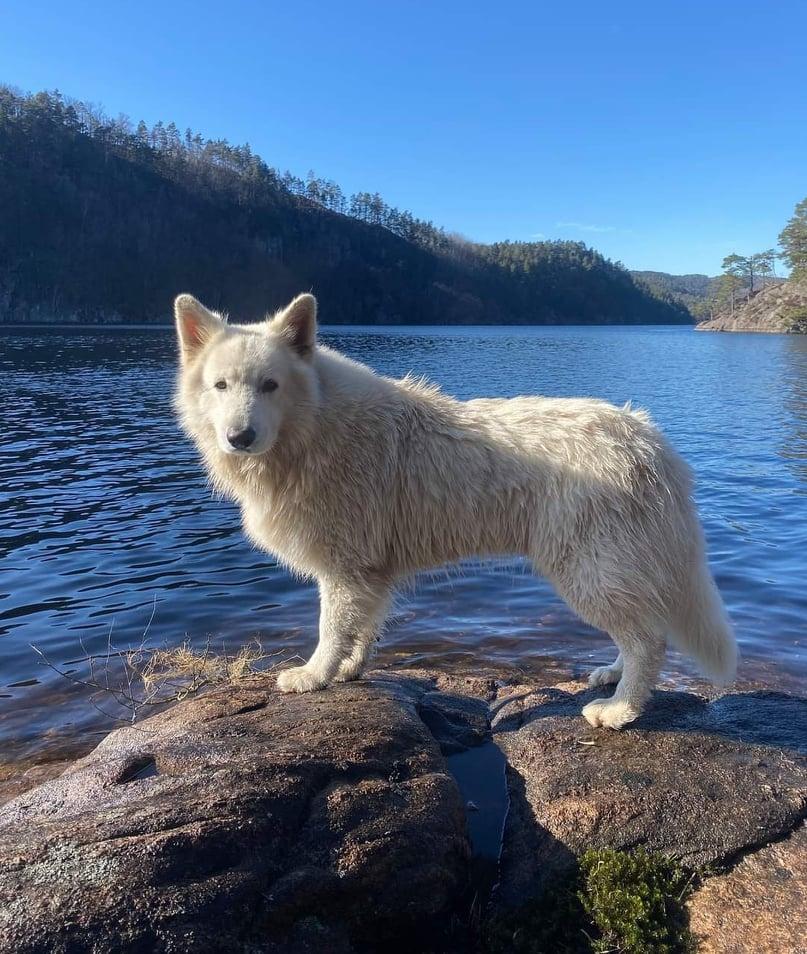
(587, 652, 623, 687)
(277, 577, 391, 693)
(582, 632, 665, 729)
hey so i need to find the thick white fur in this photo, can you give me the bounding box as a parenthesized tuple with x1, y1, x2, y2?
(174, 293, 737, 729)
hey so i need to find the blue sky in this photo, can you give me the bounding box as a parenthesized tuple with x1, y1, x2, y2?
(3, 0, 805, 275)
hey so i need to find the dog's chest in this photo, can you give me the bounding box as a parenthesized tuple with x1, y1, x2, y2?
(239, 488, 333, 577)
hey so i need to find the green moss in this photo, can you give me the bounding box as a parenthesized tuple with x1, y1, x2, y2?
(483, 848, 696, 954)
(579, 848, 695, 954)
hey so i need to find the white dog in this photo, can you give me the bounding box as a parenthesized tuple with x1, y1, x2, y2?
(174, 292, 737, 729)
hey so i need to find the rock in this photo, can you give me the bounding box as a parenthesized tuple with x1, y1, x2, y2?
(1, 669, 805, 953)
(0, 754, 80, 808)
(696, 278, 807, 333)
(417, 690, 491, 754)
(687, 823, 807, 954)
(0, 673, 472, 954)
(492, 680, 807, 906)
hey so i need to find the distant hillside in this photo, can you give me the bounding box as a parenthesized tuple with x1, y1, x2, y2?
(0, 87, 690, 326)
(631, 271, 720, 320)
(696, 280, 807, 333)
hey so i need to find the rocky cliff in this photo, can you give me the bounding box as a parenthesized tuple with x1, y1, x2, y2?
(697, 280, 807, 333)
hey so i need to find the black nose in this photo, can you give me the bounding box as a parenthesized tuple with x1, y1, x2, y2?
(227, 426, 256, 450)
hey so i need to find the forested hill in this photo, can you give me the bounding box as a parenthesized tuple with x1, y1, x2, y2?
(630, 271, 719, 320)
(0, 88, 690, 326)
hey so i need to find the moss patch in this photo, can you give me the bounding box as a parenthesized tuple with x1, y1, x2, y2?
(581, 848, 695, 953)
(484, 848, 696, 954)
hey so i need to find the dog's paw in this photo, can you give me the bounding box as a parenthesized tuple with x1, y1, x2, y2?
(582, 697, 639, 730)
(276, 666, 328, 694)
(587, 663, 623, 688)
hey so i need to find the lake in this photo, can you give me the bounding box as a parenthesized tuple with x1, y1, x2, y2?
(2, 324, 806, 760)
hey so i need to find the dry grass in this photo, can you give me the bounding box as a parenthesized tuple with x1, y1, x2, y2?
(135, 638, 276, 703)
(32, 606, 286, 725)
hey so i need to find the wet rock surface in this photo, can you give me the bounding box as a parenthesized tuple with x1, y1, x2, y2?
(0, 669, 805, 953)
(0, 753, 81, 808)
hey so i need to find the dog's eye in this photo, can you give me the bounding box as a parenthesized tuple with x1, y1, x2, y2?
(260, 379, 278, 394)
(214, 380, 227, 391)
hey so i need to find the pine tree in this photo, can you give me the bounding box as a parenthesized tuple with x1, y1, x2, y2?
(779, 198, 807, 279)
(715, 273, 744, 315)
(753, 249, 777, 286)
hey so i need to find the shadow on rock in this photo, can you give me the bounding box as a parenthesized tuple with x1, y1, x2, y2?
(493, 681, 807, 755)
(491, 680, 806, 901)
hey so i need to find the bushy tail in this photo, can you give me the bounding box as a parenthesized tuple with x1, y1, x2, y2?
(669, 563, 737, 685)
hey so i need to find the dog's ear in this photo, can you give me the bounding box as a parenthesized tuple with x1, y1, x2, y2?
(174, 294, 224, 364)
(272, 293, 317, 359)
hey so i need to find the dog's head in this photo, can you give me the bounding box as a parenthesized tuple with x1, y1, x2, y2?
(174, 293, 319, 457)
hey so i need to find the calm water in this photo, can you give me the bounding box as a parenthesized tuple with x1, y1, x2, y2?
(2, 325, 806, 758)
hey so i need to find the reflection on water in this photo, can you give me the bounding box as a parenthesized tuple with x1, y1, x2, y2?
(1, 324, 806, 758)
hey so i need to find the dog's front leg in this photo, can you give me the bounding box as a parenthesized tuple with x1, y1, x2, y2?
(276, 577, 391, 693)
(333, 585, 391, 683)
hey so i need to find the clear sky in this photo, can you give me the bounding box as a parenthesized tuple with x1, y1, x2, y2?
(3, 0, 805, 275)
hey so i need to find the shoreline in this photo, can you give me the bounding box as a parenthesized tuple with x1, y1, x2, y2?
(3, 648, 805, 775)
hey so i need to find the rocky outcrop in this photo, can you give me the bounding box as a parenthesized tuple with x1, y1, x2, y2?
(0, 674, 474, 954)
(687, 823, 807, 954)
(697, 279, 807, 333)
(0, 670, 805, 953)
(491, 681, 807, 907)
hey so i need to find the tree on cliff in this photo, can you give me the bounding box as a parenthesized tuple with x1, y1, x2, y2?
(779, 198, 807, 280)
(719, 250, 778, 304)
(721, 254, 752, 308)
(754, 249, 777, 286)
(715, 271, 745, 315)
